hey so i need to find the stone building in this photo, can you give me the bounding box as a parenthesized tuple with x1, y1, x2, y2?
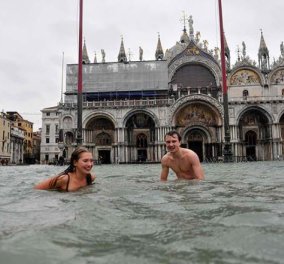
(40, 106, 60, 164)
(6, 112, 34, 164)
(10, 126, 24, 164)
(42, 16, 284, 163)
(0, 112, 11, 164)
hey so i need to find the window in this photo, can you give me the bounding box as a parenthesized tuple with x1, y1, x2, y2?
(95, 132, 112, 145)
(46, 138, 50, 143)
(243, 90, 249, 97)
(46, 125, 50, 135)
(136, 133, 148, 148)
(46, 113, 50, 116)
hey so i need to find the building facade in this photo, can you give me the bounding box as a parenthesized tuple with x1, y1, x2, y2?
(40, 106, 60, 164)
(6, 112, 34, 164)
(0, 112, 11, 164)
(42, 16, 284, 163)
(10, 126, 24, 164)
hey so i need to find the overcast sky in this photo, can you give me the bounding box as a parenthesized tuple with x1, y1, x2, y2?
(1, 0, 283, 130)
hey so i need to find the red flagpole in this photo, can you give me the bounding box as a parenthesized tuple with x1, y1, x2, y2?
(218, 0, 227, 96)
(77, 0, 83, 145)
(218, 0, 232, 162)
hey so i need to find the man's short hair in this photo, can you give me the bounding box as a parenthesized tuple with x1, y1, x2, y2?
(165, 130, 181, 141)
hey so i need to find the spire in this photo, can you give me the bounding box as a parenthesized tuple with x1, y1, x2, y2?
(155, 33, 164, 60)
(118, 36, 127, 62)
(94, 52, 97, 63)
(180, 11, 189, 44)
(258, 30, 270, 71)
(82, 38, 90, 64)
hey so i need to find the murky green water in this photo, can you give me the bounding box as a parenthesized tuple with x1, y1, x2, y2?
(0, 162, 283, 264)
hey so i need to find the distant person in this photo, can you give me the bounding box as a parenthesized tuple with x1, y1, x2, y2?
(34, 147, 96, 192)
(58, 156, 65, 166)
(160, 130, 204, 181)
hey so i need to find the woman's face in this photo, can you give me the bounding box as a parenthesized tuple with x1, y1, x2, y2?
(74, 152, 94, 174)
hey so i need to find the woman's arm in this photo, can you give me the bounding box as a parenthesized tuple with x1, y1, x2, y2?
(34, 175, 66, 190)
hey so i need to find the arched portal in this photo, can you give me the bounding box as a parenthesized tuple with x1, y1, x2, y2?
(238, 108, 272, 161)
(245, 130, 257, 161)
(184, 128, 208, 162)
(173, 101, 223, 161)
(85, 116, 115, 164)
(125, 112, 155, 162)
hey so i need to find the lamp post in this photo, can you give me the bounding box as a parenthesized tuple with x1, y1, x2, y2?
(76, 0, 83, 146)
(218, 0, 233, 162)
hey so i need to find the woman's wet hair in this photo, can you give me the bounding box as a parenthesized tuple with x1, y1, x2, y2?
(165, 130, 181, 141)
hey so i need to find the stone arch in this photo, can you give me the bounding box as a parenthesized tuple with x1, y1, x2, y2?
(123, 109, 159, 127)
(236, 106, 273, 125)
(170, 62, 219, 98)
(183, 126, 212, 162)
(83, 111, 117, 128)
(276, 109, 284, 123)
(168, 56, 221, 87)
(84, 114, 115, 146)
(124, 110, 157, 162)
(62, 115, 73, 129)
(228, 67, 263, 86)
(183, 125, 213, 144)
(64, 131, 74, 145)
(237, 106, 273, 160)
(269, 67, 284, 85)
(170, 94, 223, 126)
(170, 95, 223, 161)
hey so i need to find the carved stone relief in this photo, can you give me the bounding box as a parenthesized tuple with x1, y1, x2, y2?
(170, 94, 224, 123)
(175, 103, 217, 127)
(230, 69, 261, 85)
(271, 69, 284, 84)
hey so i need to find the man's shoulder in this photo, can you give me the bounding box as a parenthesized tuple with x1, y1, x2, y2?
(181, 148, 198, 158)
(161, 152, 173, 164)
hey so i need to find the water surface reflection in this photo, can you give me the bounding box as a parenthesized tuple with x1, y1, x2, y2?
(0, 162, 283, 264)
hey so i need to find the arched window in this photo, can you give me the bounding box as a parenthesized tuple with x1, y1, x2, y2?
(95, 132, 111, 146)
(65, 132, 74, 145)
(63, 116, 73, 129)
(136, 133, 147, 148)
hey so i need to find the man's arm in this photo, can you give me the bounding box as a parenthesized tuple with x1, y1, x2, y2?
(191, 153, 204, 180)
(160, 157, 169, 181)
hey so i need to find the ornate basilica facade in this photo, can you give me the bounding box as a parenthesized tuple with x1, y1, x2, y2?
(41, 16, 284, 164)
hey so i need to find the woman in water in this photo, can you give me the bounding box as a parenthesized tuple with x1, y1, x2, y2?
(34, 146, 96, 192)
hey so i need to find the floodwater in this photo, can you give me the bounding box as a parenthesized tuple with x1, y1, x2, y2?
(0, 162, 283, 264)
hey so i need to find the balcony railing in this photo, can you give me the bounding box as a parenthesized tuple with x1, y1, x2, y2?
(229, 96, 284, 103)
(60, 98, 175, 109)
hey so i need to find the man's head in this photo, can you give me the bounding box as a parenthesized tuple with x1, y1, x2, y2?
(164, 130, 181, 153)
(165, 130, 181, 141)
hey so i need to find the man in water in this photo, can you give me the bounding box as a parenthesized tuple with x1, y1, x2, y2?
(160, 130, 204, 181)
